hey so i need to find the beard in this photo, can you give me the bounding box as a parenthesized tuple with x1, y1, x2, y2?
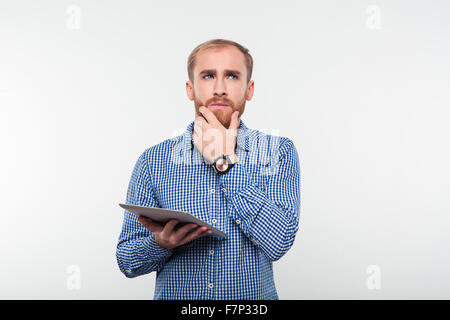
(193, 94, 246, 129)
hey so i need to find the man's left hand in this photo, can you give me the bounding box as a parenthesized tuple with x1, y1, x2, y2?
(193, 106, 240, 164)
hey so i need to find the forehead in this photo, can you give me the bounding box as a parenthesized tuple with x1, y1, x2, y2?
(194, 45, 246, 73)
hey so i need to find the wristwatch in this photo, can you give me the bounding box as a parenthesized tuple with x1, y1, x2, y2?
(212, 153, 239, 175)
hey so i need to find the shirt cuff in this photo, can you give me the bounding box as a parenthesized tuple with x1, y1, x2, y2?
(138, 233, 173, 262)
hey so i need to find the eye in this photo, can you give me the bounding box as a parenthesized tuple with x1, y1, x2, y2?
(202, 74, 239, 79)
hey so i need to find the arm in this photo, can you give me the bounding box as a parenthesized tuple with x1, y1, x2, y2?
(221, 138, 301, 262)
(116, 151, 173, 278)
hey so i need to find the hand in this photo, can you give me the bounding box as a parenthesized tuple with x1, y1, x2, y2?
(193, 106, 240, 163)
(137, 217, 212, 250)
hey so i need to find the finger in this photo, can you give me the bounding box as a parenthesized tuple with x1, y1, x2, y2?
(194, 228, 213, 240)
(161, 219, 179, 238)
(179, 226, 211, 246)
(198, 106, 220, 125)
(198, 228, 213, 238)
(137, 216, 164, 233)
(172, 223, 198, 243)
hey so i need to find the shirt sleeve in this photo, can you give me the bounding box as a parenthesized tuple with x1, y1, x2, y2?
(116, 151, 173, 278)
(221, 138, 301, 262)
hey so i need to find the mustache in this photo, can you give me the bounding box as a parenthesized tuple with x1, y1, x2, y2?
(205, 97, 234, 108)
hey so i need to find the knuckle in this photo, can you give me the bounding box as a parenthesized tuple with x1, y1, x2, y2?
(169, 235, 178, 245)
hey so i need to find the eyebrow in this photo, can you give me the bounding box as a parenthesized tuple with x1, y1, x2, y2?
(199, 69, 241, 76)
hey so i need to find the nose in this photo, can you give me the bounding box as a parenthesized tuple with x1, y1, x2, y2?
(213, 77, 227, 97)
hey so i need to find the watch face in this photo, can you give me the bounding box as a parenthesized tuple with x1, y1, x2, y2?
(216, 158, 228, 172)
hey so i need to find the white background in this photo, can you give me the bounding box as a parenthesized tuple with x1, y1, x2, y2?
(1, 0, 449, 299)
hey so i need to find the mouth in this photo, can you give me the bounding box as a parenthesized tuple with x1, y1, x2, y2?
(209, 102, 230, 109)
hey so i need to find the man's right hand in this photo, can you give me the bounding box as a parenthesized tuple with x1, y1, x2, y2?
(137, 217, 212, 250)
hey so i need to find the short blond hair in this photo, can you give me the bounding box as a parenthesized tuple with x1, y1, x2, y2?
(187, 39, 253, 84)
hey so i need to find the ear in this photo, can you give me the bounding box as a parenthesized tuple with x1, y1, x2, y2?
(186, 80, 194, 101)
(246, 80, 255, 101)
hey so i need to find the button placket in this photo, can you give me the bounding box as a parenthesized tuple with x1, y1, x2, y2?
(206, 182, 219, 299)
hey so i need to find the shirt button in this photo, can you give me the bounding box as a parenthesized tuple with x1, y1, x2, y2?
(211, 219, 217, 224)
(235, 219, 241, 224)
(209, 249, 214, 255)
(252, 238, 258, 245)
(210, 189, 215, 194)
(221, 188, 226, 193)
(208, 283, 214, 289)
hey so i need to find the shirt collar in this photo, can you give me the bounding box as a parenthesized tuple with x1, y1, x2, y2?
(181, 119, 252, 155)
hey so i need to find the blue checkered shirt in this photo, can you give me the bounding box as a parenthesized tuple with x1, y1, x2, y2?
(116, 119, 301, 300)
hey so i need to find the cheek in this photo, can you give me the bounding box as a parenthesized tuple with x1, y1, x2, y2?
(241, 82, 249, 96)
(194, 82, 212, 97)
(230, 81, 247, 96)
(230, 85, 248, 102)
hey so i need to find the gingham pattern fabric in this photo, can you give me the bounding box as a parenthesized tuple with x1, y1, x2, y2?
(116, 119, 301, 300)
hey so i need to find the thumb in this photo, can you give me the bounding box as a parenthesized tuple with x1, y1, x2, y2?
(229, 111, 240, 130)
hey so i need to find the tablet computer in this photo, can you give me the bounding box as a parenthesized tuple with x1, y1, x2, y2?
(119, 203, 227, 239)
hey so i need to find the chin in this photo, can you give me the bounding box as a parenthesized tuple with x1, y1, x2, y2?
(222, 119, 232, 129)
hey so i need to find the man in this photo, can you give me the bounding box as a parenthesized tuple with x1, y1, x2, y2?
(116, 39, 301, 300)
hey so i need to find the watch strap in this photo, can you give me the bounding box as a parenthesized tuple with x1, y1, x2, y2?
(226, 153, 239, 164)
